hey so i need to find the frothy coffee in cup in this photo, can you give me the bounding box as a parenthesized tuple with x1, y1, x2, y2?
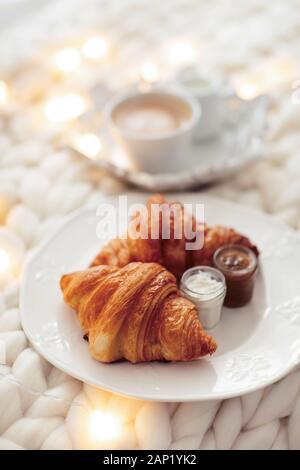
(112, 94, 192, 137)
(106, 89, 200, 173)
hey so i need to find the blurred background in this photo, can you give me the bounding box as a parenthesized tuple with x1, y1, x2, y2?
(1, 0, 300, 214)
(1, 0, 299, 163)
(1, 0, 299, 90)
(0, 0, 300, 224)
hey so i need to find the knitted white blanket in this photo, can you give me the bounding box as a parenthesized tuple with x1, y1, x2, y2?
(1, 0, 300, 450)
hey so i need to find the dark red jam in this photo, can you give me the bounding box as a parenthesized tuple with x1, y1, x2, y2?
(213, 245, 257, 308)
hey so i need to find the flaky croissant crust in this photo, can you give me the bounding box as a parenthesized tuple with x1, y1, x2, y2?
(60, 262, 217, 363)
(91, 194, 259, 278)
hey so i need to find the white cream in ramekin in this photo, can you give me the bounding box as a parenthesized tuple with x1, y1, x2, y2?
(180, 266, 226, 329)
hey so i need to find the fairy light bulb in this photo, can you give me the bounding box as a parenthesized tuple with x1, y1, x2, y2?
(73, 133, 102, 159)
(53, 47, 81, 73)
(83, 36, 109, 60)
(236, 81, 258, 100)
(140, 61, 161, 84)
(166, 38, 198, 66)
(0, 228, 25, 288)
(90, 411, 121, 443)
(44, 94, 86, 122)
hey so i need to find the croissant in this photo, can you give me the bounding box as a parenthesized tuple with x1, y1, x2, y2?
(60, 262, 217, 363)
(91, 194, 259, 278)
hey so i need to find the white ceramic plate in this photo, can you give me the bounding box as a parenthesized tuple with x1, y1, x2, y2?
(72, 95, 268, 191)
(21, 193, 300, 401)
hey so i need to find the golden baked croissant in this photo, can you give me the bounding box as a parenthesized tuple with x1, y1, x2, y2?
(91, 194, 259, 278)
(60, 262, 217, 363)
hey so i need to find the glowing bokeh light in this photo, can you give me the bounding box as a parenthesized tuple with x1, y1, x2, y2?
(73, 133, 102, 159)
(53, 47, 81, 73)
(140, 61, 161, 83)
(259, 58, 298, 88)
(166, 38, 198, 66)
(83, 36, 109, 60)
(236, 81, 259, 100)
(44, 94, 86, 122)
(90, 411, 121, 443)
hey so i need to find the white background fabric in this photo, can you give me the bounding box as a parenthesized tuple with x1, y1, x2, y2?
(0, 0, 300, 450)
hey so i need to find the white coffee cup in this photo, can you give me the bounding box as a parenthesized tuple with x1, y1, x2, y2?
(105, 88, 201, 174)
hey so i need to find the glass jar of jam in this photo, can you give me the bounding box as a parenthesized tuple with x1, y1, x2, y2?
(213, 245, 258, 308)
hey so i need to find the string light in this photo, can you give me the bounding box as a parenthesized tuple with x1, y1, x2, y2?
(53, 47, 81, 73)
(235, 58, 297, 100)
(72, 133, 102, 159)
(140, 61, 161, 84)
(44, 93, 86, 122)
(165, 38, 198, 66)
(111, 145, 134, 170)
(90, 411, 121, 443)
(0, 80, 8, 107)
(83, 36, 109, 60)
(236, 81, 259, 100)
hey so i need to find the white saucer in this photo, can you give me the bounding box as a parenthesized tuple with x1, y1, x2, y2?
(73, 95, 268, 191)
(20, 193, 300, 401)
